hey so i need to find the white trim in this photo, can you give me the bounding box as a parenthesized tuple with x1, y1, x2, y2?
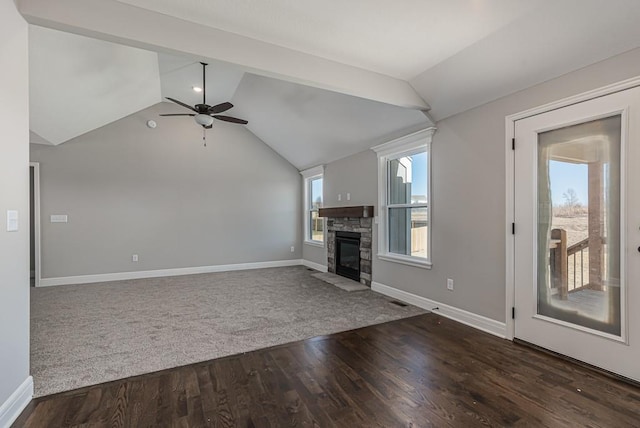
(377, 253, 432, 269)
(302, 259, 328, 273)
(371, 127, 437, 156)
(372, 281, 507, 338)
(299, 165, 324, 179)
(301, 167, 325, 246)
(0, 376, 33, 428)
(303, 240, 325, 249)
(507, 75, 640, 122)
(505, 75, 640, 340)
(373, 128, 435, 267)
(505, 118, 516, 340)
(38, 259, 304, 287)
(30, 162, 41, 288)
(303, 239, 324, 248)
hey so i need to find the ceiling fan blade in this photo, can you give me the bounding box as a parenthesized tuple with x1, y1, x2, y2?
(165, 97, 197, 112)
(208, 102, 233, 114)
(213, 115, 248, 125)
(159, 113, 196, 116)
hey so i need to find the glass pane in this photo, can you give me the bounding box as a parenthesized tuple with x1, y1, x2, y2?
(388, 207, 428, 258)
(310, 211, 323, 241)
(310, 178, 323, 210)
(338, 240, 360, 270)
(388, 151, 428, 204)
(537, 115, 621, 336)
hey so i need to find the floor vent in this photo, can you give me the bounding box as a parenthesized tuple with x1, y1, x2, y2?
(390, 300, 408, 307)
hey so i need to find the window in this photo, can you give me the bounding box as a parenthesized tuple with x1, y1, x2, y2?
(301, 165, 324, 246)
(373, 128, 435, 268)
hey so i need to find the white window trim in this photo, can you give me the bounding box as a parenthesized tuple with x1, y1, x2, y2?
(372, 127, 436, 269)
(300, 165, 325, 247)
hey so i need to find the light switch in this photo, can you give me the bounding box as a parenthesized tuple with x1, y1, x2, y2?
(7, 210, 18, 232)
(338, 194, 342, 201)
(50, 214, 68, 223)
(347, 193, 351, 201)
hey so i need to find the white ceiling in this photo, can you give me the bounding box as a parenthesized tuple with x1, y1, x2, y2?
(410, 0, 640, 119)
(158, 54, 245, 109)
(29, 26, 161, 145)
(230, 74, 428, 170)
(24, 0, 640, 167)
(29, 29, 427, 168)
(116, 0, 538, 80)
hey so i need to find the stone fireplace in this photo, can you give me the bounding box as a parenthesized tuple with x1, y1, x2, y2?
(319, 206, 373, 287)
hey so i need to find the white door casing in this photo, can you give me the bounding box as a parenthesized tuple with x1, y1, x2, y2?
(512, 86, 640, 382)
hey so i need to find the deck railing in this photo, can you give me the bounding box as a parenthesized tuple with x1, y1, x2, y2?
(551, 229, 590, 300)
(567, 237, 589, 292)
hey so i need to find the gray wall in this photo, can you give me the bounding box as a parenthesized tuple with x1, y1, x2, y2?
(0, 0, 30, 411)
(308, 47, 640, 323)
(31, 103, 302, 279)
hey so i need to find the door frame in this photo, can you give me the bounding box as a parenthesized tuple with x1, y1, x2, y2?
(505, 75, 640, 340)
(30, 162, 41, 287)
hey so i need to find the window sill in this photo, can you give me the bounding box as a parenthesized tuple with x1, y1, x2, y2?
(304, 240, 325, 248)
(377, 253, 432, 269)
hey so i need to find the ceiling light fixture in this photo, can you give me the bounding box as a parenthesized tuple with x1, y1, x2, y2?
(192, 86, 202, 93)
(194, 113, 214, 127)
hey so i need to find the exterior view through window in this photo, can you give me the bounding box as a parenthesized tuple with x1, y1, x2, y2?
(387, 151, 429, 259)
(538, 115, 621, 335)
(309, 177, 323, 242)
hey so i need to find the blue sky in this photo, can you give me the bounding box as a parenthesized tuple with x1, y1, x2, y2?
(311, 177, 323, 204)
(549, 160, 588, 206)
(410, 152, 428, 196)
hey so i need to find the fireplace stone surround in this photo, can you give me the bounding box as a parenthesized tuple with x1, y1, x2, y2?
(319, 206, 374, 287)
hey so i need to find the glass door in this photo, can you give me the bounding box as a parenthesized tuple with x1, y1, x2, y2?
(536, 115, 621, 337)
(514, 86, 640, 382)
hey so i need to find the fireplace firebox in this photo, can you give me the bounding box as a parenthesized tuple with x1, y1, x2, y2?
(335, 231, 361, 281)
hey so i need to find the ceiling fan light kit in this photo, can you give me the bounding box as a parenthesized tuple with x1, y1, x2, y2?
(194, 114, 214, 127)
(160, 62, 248, 145)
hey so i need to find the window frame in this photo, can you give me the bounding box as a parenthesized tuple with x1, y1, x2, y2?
(300, 165, 325, 247)
(372, 128, 436, 269)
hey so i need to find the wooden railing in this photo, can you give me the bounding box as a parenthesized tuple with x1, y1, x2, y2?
(550, 228, 589, 300)
(567, 237, 589, 292)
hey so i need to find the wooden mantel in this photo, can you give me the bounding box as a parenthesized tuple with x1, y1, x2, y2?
(318, 206, 374, 218)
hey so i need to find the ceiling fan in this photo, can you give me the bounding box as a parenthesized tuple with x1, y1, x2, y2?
(160, 62, 248, 129)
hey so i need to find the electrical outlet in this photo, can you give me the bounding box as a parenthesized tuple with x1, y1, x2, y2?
(290, 246, 295, 253)
(338, 194, 342, 201)
(346, 192, 351, 201)
(447, 278, 454, 291)
(132, 254, 139, 262)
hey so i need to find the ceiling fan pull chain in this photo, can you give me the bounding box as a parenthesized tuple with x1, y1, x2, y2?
(203, 127, 207, 147)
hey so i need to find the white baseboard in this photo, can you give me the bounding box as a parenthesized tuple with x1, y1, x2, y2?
(301, 260, 328, 272)
(0, 376, 32, 428)
(371, 281, 507, 338)
(39, 259, 304, 287)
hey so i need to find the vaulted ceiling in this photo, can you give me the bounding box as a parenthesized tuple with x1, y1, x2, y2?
(21, 0, 640, 169)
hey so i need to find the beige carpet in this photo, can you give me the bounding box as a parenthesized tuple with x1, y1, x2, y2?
(31, 265, 425, 397)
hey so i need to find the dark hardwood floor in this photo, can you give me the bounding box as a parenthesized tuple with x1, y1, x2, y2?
(14, 313, 640, 427)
